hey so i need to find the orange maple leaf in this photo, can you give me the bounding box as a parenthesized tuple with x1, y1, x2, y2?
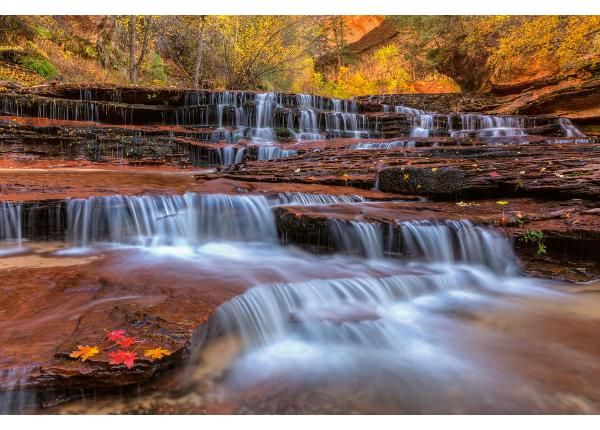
(69, 345, 100, 362)
(144, 348, 171, 360)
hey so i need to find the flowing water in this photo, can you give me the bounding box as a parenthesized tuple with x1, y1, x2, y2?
(1, 190, 599, 414)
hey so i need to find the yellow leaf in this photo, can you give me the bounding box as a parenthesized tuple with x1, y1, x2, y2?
(69, 345, 100, 362)
(496, 201, 509, 205)
(431, 167, 438, 172)
(403, 173, 410, 180)
(294, 168, 301, 173)
(144, 348, 171, 360)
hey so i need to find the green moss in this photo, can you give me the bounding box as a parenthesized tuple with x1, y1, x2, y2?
(34, 25, 52, 40)
(19, 55, 56, 78)
(147, 52, 167, 84)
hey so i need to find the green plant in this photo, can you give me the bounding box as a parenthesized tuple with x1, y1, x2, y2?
(19, 55, 56, 78)
(147, 52, 167, 84)
(520, 230, 547, 256)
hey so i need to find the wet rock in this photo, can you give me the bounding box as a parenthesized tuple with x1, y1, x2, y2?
(378, 166, 466, 196)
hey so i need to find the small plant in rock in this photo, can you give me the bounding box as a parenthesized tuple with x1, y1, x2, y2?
(520, 230, 547, 256)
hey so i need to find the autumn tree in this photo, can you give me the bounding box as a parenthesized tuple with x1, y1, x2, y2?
(327, 16, 348, 69)
(118, 15, 154, 84)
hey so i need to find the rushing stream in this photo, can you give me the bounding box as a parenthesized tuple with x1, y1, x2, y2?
(1, 190, 599, 414)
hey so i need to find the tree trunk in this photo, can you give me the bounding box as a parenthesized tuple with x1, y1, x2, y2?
(129, 16, 137, 84)
(194, 17, 206, 89)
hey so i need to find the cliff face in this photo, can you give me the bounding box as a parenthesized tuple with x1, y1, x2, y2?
(320, 18, 600, 129)
(341, 16, 385, 44)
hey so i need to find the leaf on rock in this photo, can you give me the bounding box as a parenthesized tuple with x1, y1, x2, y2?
(69, 345, 99, 362)
(108, 350, 128, 365)
(117, 336, 136, 348)
(106, 329, 126, 341)
(489, 171, 500, 177)
(122, 351, 137, 369)
(144, 348, 171, 360)
(108, 350, 138, 369)
(496, 201, 509, 205)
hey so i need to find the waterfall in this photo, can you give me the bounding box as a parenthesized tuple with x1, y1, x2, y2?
(66, 193, 278, 247)
(452, 114, 526, 138)
(392, 220, 518, 275)
(350, 141, 415, 150)
(0, 202, 23, 250)
(251, 93, 277, 143)
(257, 146, 297, 161)
(216, 263, 535, 351)
(234, 147, 246, 164)
(272, 193, 366, 206)
(330, 220, 384, 259)
(219, 146, 236, 165)
(0, 367, 36, 414)
(558, 118, 585, 137)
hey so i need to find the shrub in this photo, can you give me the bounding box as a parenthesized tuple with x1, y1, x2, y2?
(19, 55, 56, 78)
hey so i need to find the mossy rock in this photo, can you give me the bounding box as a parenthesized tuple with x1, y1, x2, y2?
(378, 166, 466, 195)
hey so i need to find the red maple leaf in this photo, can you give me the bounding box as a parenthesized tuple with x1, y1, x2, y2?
(122, 351, 137, 369)
(108, 350, 128, 365)
(489, 171, 500, 177)
(108, 350, 137, 369)
(106, 330, 126, 341)
(117, 337, 135, 348)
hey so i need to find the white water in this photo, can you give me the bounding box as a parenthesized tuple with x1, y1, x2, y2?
(0, 202, 23, 254)
(251, 93, 277, 143)
(330, 220, 385, 259)
(65, 193, 278, 247)
(350, 141, 415, 150)
(257, 146, 297, 161)
(559, 118, 585, 137)
(3, 190, 594, 413)
(0, 367, 36, 414)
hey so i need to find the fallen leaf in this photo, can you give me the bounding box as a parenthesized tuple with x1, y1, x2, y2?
(108, 350, 128, 365)
(122, 351, 137, 369)
(403, 173, 410, 180)
(69, 345, 99, 362)
(496, 201, 509, 205)
(431, 167, 438, 172)
(294, 168, 301, 173)
(489, 171, 500, 177)
(144, 348, 171, 360)
(108, 350, 137, 369)
(106, 330, 126, 341)
(117, 337, 136, 348)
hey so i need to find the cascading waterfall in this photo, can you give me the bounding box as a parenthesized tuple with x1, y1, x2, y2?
(452, 114, 527, 138)
(296, 94, 322, 141)
(394, 105, 534, 140)
(391, 220, 518, 275)
(350, 140, 415, 150)
(66, 193, 278, 247)
(212, 215, 540, 394)
(219, 146, 236, 165)
(272, 193, 366, 206)
(257, 146, 297, 161)
(216, 259, 539, 354)
(330, 220, 385, 260)
(0, 367, 36, 414)
(0, 202, 22, 250)
(559, 118, 585, 137)
(251, 93, 277, 143)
